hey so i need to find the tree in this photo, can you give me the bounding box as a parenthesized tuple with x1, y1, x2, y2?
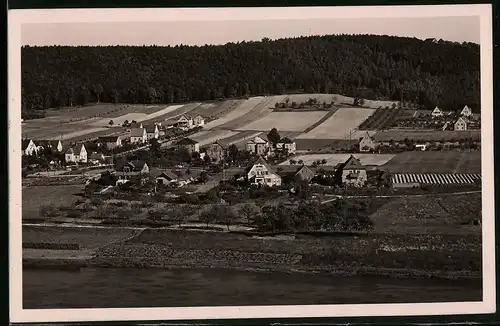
(109, 120, 114, 126)
(92, 84, 104, 103)
(238, 202, 261, 225)
(267, 128, 281, 145)
(227, 144, 239, 162)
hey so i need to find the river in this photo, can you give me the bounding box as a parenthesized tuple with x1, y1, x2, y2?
(22, 267, 481, 309)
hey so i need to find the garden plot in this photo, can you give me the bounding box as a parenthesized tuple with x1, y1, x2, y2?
(203, 97, 266, 130)
(191, 130, 240, 146)
(381, 151, 481, 174)
(298, 108, 376, 139)
(280, 153, 395, 166)
(236, 111, 327, 132)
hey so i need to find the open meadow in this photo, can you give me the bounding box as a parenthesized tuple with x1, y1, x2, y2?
(236, 111, 328, 132)
(381, 151, 481, 174)
(280, 153, 396, 166)
(22, 185, 83, 219)
(297, 108, 376, 139)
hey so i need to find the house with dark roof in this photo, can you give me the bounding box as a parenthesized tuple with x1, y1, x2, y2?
(246, 136, 270, 156)
(98, 136, 122, 150)
(176, 115, 194, 130)
(89, 152, 106, 164)
(35, 139, 63, 153)
(460, 105, 473, 117)
(205, 141, 226, 163)
(65, 143, 87, 163)
(155, 170, 179, 185)
(294, 165, 315, 183)
(21, 139, 37, 156)
(130, 128, 147, 144)
(144, 124, 159, 140)
(247, 156, 282, 187)
(129, 121, 143, 129)
(335, 155, 367, 187)
(176, 137, 200, 153)
(114, 159, 150, 185)
(275, 137, 296, 154)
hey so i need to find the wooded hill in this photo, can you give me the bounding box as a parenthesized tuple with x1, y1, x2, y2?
(21, 34, 480, 118)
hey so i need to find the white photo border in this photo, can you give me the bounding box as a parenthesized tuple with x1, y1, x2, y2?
(8, 4, 495, 323)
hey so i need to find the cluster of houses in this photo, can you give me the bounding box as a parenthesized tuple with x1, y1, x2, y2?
(430, 105, 480, 131)
(245, 136, 297, 156)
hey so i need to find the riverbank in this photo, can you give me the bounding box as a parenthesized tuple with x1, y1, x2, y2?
(22, 225, 482, 281)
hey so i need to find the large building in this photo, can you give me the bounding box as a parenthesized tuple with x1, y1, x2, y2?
(98, 136, 122, 150)
(335, 155, 367, 187)
(205, 141, 226, 163)
(275, 137, 296, 155)
(65, 144, 87, 163)
(21, 139, 38, 156)
(144, 124, 159, 140)
(246, 136, 270, 156)
(176, 137, 200, 153)
(130, 128, 147, 144)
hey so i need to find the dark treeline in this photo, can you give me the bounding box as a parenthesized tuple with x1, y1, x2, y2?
(21, 34, 480, 117)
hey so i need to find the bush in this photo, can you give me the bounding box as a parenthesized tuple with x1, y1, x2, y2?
(66, 210, 83, 218)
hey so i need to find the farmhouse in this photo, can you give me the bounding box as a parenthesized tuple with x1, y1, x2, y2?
(335, 155, 367, 187)
(176, 115, 194, 131)
(144, 124, 159, 140)
(21, 139, 37, 156)
(98, 136, 122, 150)
(460, 105, 473, 117)
(35, 140, 63, 153)
(114, 160, 149, 185)
(246, 136, 270, 156)
(156, 170, 179, 185)
(275, 137, 296, 155)
(176, 137, 200, 153)
(359, 132, 376, 152)
(130, 128, 147, 144)
(65, 144, 87, 163)
(247, 156, 282, 187)
(205, 141, 226, 163)
(193, 115, 205, 127)
(431, 107, 444, 118)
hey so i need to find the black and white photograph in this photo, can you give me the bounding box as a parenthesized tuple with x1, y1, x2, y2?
(9, 4, 495, 323)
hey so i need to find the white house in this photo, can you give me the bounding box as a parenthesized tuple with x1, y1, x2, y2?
(460, 105, 473, 117)
(65, 144, 87, 163)
(21, 139, 37, 156)
(337, 155, 367, 187)
(275, 137, 296, 154)
(144, 124, 159, 140)
(193, 115, 205, 127)
(130, 128, 147, 144)
(358, 132, 377, 152)
(454, 117, 470, 131)
(247, 156, 282, 187)
(431, 107, 444, 118)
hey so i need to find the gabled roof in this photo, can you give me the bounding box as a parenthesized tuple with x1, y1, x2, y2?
(176, 137, 198, 145)
(65, 147, 75, 155)
(157, 170, 179, 180)
(75, 143, 85, 153)
(130, 122, 143, 128)
(177, 115, 192, 121)
(209, 140, 226, 149)
(295, 165, 314, 176)
(251, 156, 275, 174)
(340, 155, 365, 170)
(455, 116, 470, 124)
(278, 137, 295, 144)
(144, 124, 158, 133)
(21, 139, 33, 150)
(35, 139, 61, 147)
(248, 136, 267, 144)
(130, 128, 146, 137)
(98, 136, 120, 142)
(360, 131, 374, 142)
(432, 107, 442, 112)
(194, 115, 204, 120)
(115, 159, 148, 172)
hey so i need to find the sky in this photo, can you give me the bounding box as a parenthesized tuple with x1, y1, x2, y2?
(21, 16, 480, 46)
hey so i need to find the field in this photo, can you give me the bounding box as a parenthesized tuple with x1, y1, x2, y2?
(381, 151, 482, 174)
(190, 130, 240, 146)
(280, 153, 396, 166)
(392, 173, 481, 185)
(203, 97, 266, 130)
(358, 107, 401, 130)
(297, 108, 376, 139)
(236, 111, 327, 132)
(188, 100, 245, 119)
(217, 131, 263, 147)
(22, 185, 83, 219)
(369, 193, 481, 234)
(373, 130, 482, 142)
(213, 96, 288, 131)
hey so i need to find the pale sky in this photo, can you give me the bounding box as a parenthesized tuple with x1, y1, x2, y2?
(21, 16, 480, 46)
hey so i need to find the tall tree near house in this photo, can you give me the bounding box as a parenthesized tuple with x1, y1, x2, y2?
(238, 202, 261, 225)
(267, 128, 281, 145)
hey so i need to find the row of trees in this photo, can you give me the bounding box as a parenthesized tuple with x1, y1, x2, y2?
(22, 34, 480, 117)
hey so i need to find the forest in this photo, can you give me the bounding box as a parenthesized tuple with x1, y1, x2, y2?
(21, 34, 480, 119)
